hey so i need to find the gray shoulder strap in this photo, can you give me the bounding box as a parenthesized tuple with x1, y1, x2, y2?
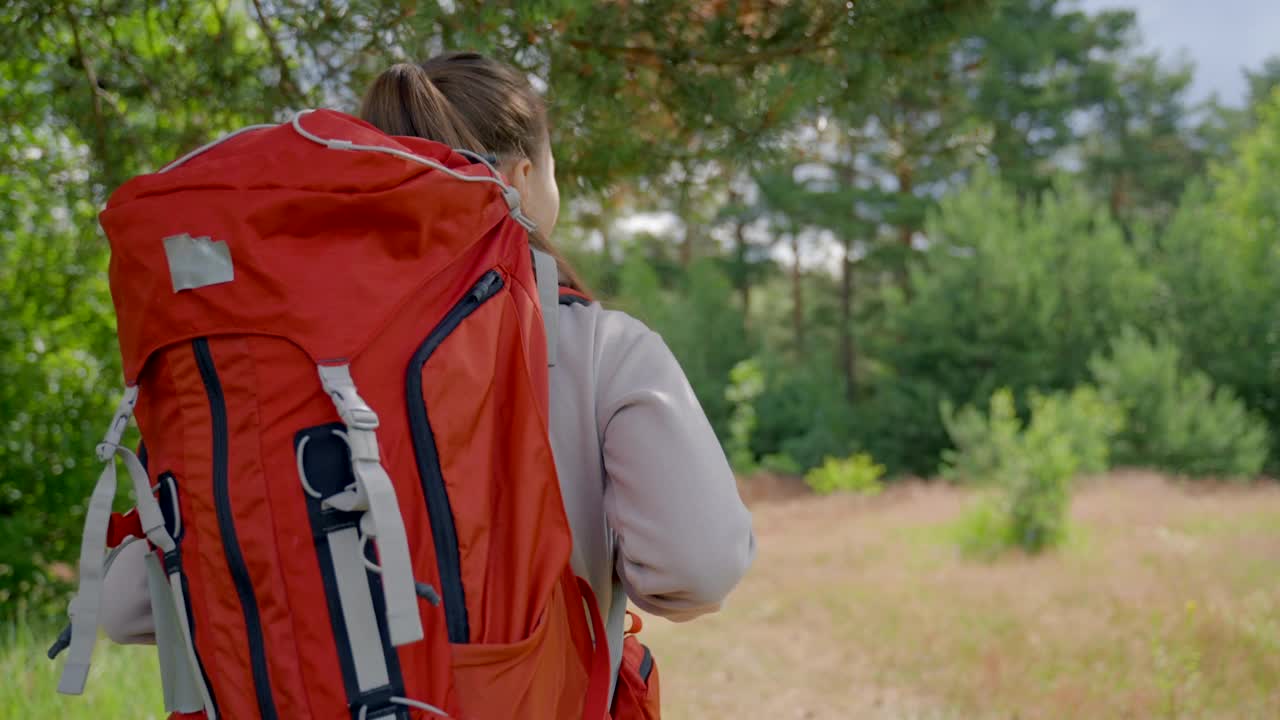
(145, 551, 205, 714)
(532, 249, 559, 367)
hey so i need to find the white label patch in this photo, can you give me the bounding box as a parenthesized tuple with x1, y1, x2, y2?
(163, 234, 234, 292)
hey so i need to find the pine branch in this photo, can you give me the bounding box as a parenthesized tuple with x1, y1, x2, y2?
(62, 1, 116, 188)
(250, 0, 306, 106)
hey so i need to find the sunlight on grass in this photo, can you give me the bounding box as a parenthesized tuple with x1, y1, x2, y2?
(2, 622, 162, 718)
(5, 475, 1278, 719)
(641, 475, 1280, 719)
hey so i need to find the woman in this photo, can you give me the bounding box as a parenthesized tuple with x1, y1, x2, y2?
(103, 52, 755, 714)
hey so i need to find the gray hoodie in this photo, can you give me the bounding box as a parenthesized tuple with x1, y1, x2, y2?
(102, 301, 756, 686)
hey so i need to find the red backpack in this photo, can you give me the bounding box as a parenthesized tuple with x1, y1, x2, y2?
(54, 110, 611, 719)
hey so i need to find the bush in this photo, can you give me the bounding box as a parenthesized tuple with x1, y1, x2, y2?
(750, 352, 859, 472)
(953, 496, 1015, 559)
(1090, 329, 1270, 478)
(1150, 94, 1280, 468)
(804, 453, 885, 496)
(724, 358, 765, 472)
(942, 386, 1120, 484)
(867, 171, 1159, 476)
(1, 136, 123, 619)
(940, 388, 1023, 485)
(942, 387, 1123, 553)
(1026, 385, 1119, 478)
(759, 453, 802, 476)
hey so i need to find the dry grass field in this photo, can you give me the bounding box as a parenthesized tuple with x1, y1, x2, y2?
(641, 472, 1280, 719)
(7, 472, 1279, 719)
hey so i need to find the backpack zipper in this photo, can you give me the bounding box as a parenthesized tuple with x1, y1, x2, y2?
(194, 339, 278, 719)
(405, 270, 505, 644)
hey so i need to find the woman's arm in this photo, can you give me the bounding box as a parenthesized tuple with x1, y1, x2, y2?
(595, 315, 756, 621)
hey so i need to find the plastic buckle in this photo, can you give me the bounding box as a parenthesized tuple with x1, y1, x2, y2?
(346, 407, 380, 431)
(97, 387, 139, 461)
(94, 443, 118, 463)
(501, 186, 539, 232)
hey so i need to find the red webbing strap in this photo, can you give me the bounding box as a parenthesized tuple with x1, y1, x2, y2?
(106, 509, 144, 548)
(558, 287, 592, 305)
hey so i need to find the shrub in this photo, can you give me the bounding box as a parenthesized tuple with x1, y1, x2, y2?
(953, 496, 1014, 559)
(759, 453, 802, 476)
(1007, 389, 1122, 552)
(750, 352, 859, 472)
(1151, 94, 1280, 469)
(724, 358, 765, 472)
(940, 388, 1023, 485)
(942, 387, 1123, 553)
(1089, 329, 1270, 478)
(1, 141, 122, 619)
(868, 171, 1158, 476)
(804, 453, 885, 496)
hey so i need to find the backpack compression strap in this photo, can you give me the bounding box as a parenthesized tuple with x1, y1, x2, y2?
(55, 386, 213, 717)
(56, 388, 138, 694)
(317, 364, 424, 648)
(533, 249, 560, 367)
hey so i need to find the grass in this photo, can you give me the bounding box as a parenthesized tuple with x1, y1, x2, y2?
(640, 471, 1280, 719)
(7, 471, 1280, 718)
(2, 621, 163, 718)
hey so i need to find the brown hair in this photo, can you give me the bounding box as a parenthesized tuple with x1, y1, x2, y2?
(360, 52, 586, 292)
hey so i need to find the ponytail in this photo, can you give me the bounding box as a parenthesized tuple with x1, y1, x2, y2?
(361, 53, 590, 294)
(359, 63, 484, 153)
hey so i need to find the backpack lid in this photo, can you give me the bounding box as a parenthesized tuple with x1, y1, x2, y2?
(101, 110, 516, 382)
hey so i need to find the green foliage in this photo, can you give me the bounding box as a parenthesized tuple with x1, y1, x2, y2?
(944, 387, 1123, 554)
(725, 359, 766, 472)
(940, 388, 1023, 485)
(750, 351, 859, 472)
(0, 1, 290, 617)
(967, 0, 1135, 193)
(953, 495, 1016, 559)
(2, 618, 162, 716)
(0, 127, 122, 616)
(1028, 385, 1121, 478)
(868, 172, 1156, 475)
(6, 0, 1280, 617)
(1090, 330, 1270, 478)
(759, 453, 802, 477)
(1084, 54, 1210, 231)
(803, 454, 885, 496)
(1149, 93, 1280, 469)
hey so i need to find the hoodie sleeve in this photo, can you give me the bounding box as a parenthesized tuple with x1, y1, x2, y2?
(594, 312, 756, 621)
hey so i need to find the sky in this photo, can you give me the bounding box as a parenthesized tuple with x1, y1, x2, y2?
(1077, 0, 1280, 105)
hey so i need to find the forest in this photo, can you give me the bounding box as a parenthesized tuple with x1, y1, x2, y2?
(3, 6, 1279, 709)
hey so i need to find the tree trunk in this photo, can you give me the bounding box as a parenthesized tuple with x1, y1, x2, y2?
(734, 218, 751, 325)
(839, 235, 856, 399)
(599, 191, 621, 266)
(896, 160, 915, 247)
(790, 233, 805, 353)
(678, 178, 695, 267)
(838, 159, 861, 397)
(726, 177, 752, 326)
